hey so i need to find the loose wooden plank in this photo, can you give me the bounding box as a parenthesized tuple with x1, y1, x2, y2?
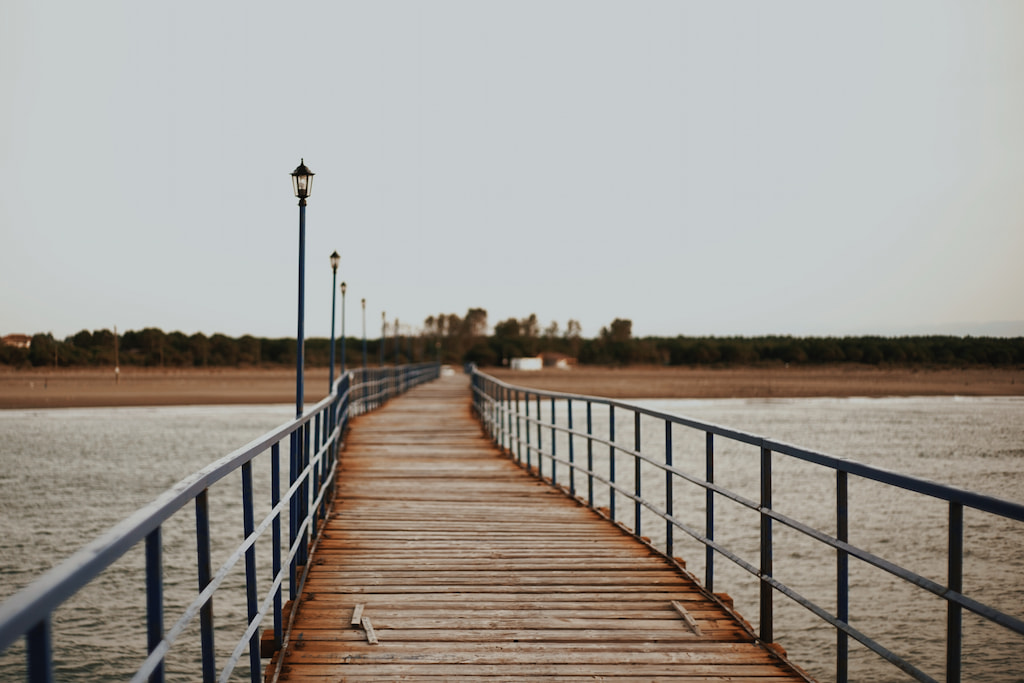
(672, 600, 705, 637)
(359, 616, 378, 645)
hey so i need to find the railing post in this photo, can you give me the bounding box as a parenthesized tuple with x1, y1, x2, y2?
(312, 414, 321, 532)
(301, 423, 311, 565)
(271, 442, 283, 651)
(551, 397, 557, 484)
(241, 461, 261, 682)
(499, 386, 506, 450)
(759, 445, 773, 644)
(634, 411, 642, 538)
(288, 431, 298, 600)
(567, 399, 575, 496)
(26, 617, 53, 683)
(837, 470, 849, 683)
(195, 489, 216, 682)
(514, 390, 522, 463)
(609, 405, 616, 521)
(536, 394, 543, 476)
(947, 502, 963, 683)
(665, 420, 673, 558)
(587, 401, 594, 508)
(145, 527, 165, 683)
(705, 432, 714, 592)
(525, 393, 532, 472)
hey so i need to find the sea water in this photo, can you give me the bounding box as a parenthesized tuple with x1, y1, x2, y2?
(1, 397, 1022, 681)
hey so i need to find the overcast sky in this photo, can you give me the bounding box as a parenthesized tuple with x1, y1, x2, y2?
(2, 1, 1022, 341)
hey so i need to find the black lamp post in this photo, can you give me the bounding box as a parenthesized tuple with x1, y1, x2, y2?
(328, 250, 340, 392)
(291, 159, 314, 418)
(340, 282, 347, 373)
(361, 298, 367, 369)
(380, 312, 386, 366)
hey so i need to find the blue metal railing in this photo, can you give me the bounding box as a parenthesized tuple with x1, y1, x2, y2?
(470, 369, 1024, 683)
(0, 362, 439, 683)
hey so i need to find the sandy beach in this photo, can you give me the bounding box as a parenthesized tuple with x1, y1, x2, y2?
(1, 364, 1021, 409)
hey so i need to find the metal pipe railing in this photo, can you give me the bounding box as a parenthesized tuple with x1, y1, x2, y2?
(470, 369, 1024, 683)
(0, 362, 439, 683)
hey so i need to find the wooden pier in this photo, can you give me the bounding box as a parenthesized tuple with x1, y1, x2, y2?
(269, 374, 808, 681)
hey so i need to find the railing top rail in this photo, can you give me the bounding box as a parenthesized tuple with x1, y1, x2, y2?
(472, 369, 1024, 521)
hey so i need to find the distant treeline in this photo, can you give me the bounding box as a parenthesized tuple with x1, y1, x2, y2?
(4, 312, 1023, 369)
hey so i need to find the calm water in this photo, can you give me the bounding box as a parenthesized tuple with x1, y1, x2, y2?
(1, 397, 1022, 681)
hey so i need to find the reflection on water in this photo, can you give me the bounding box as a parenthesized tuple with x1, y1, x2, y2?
(1, 398, 1022, 681)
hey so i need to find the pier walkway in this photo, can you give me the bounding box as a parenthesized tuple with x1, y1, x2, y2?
(269, 374, 806, 681)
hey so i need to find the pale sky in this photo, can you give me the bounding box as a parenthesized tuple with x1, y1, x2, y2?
(2, 1, 1022, 341)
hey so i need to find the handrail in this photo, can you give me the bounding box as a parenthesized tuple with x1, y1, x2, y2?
(470, 368, 1024, 683)
(0, 362, 439, 683)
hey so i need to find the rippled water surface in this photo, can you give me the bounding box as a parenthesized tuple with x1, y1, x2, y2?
(1, 397, 1022, 681)
(0, 404, 292, 681)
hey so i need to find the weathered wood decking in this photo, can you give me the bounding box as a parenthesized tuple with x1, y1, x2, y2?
(270, 374, 808, 682)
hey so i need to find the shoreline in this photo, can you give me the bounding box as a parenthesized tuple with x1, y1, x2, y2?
(1, 364, 1022, 409)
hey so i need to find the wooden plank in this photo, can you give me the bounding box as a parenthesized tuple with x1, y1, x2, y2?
(271, 375, 808, 682)
(359, 616, 378, 645)
(672, 600, 705, 637)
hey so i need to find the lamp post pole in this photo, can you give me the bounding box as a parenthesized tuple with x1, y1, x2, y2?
(340, 282, 347, 373)
(395, 318, 400, 365)
(291, 159, 314, 418)
(361, 298, 367, 369)
(380, 312, 386, 366)
(328, 251, 339, 392)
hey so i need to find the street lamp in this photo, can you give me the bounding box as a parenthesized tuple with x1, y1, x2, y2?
(340, 282, 347, 373)
(328, 250, 340, 392)
(361, 298, 367, 369)
(291, 159, 314, 418)
(380, 312, 386, 366)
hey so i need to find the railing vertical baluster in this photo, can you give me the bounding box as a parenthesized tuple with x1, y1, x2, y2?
(241, 462, 260, 683)
(195, 489, 216, 682)
(705, 432, 714, 592)
(145, 527, 164, 683)
(26, 617, 53, 683)
(567, 399, 575, 496)
(587, 401, 594, 508)
(947, 502, 963, 683)
(609, 405, 616, 521)
(837, 470, 848, 683)
(271, 442, 283, 651)
(760, 445, 773, 644)
(665, 420, 673, 558)
(551, 397, 557, 484)
(634, 411, 641, 538)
